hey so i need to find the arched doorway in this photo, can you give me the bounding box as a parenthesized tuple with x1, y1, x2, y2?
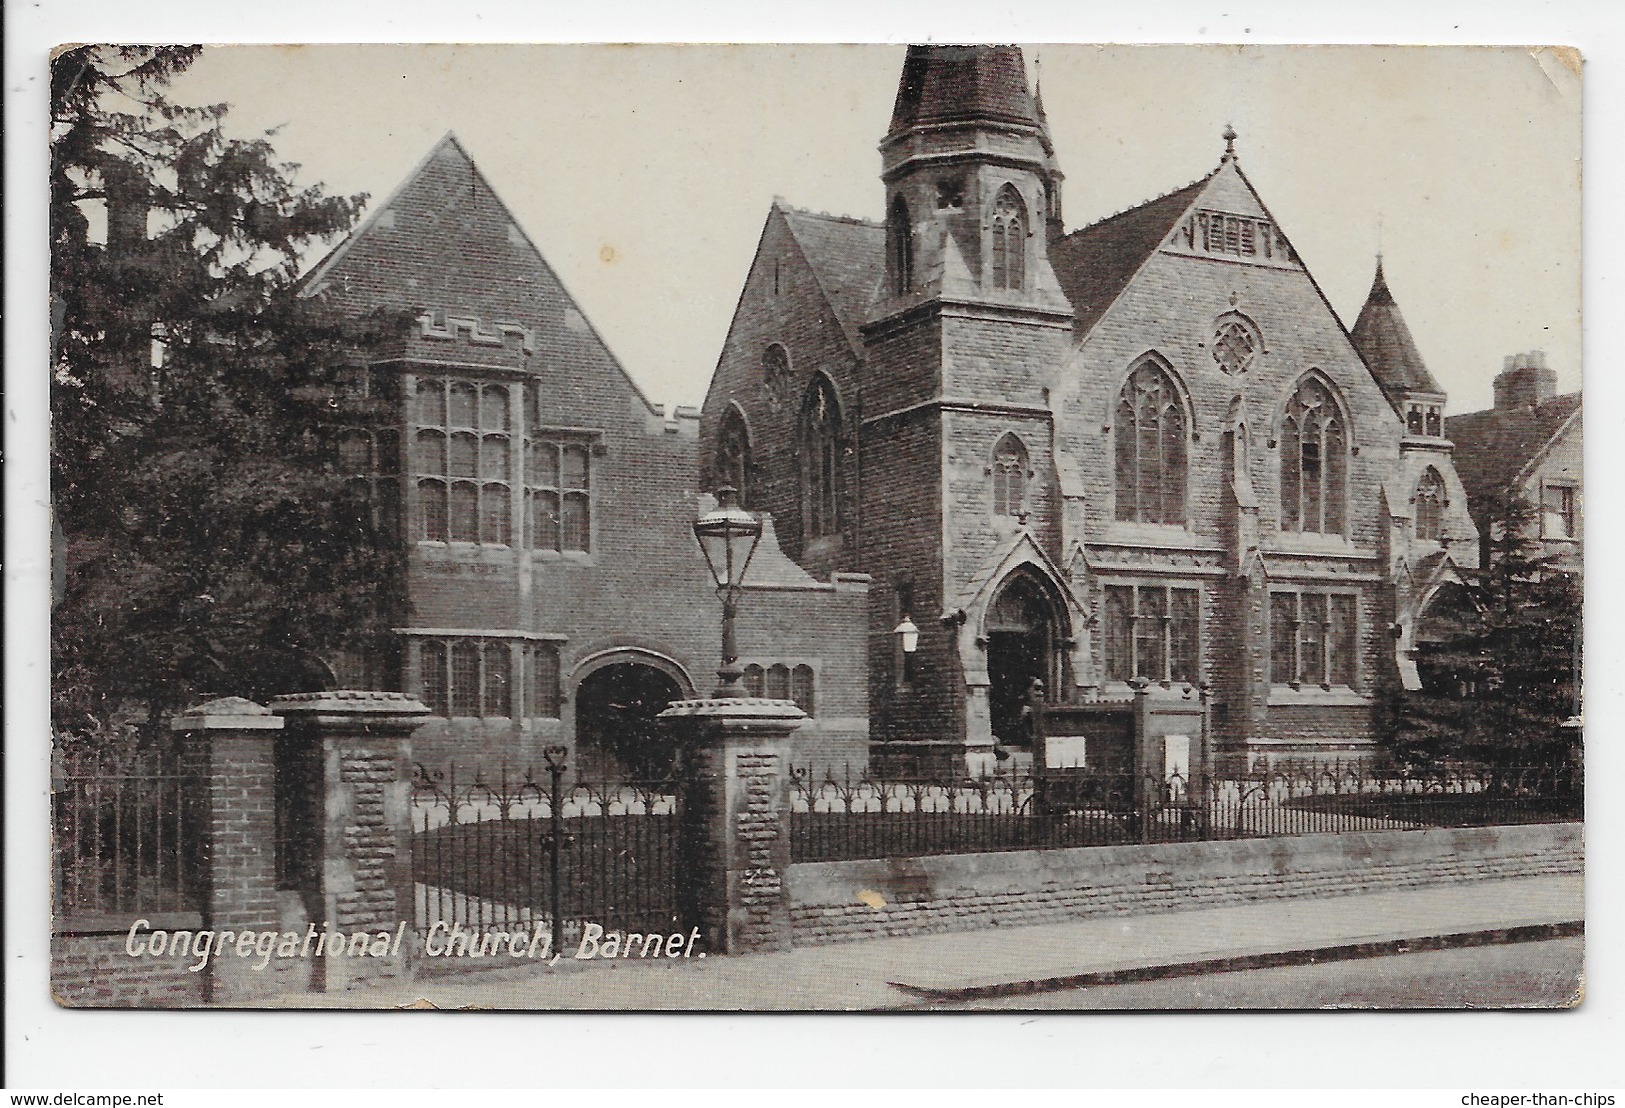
(985, 570, 1067, 747)
(575, 663, 683, 780)
(1413, 582, 1482, 697)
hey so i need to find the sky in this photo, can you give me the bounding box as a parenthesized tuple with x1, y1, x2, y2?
(164, 43, 1582, 415)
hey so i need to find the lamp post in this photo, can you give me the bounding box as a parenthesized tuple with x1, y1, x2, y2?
(692, 486, 764, 697)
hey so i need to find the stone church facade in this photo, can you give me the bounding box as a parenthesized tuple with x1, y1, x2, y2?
(700, 45, 1481, 769)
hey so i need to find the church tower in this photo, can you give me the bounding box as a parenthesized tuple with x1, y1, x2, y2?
(859, 46, 1077, 766)
(869, 45, 1072, 322)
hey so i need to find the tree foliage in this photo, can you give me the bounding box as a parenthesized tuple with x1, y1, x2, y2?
(51, 46, 408, 739)
(1383, 493, 1581, 768)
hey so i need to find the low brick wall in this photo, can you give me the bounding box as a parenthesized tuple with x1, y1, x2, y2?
(52, 928, 207, 1008)
(787, 823, 1583, 946)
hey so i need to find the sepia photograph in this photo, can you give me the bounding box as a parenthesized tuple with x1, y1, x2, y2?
(32, 30, 1597, 1058)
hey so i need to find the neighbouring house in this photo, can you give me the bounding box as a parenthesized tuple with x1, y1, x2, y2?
(1445, 351, 1583, 577)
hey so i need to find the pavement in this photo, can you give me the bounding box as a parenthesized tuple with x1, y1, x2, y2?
(267, 873, 1583, 1011)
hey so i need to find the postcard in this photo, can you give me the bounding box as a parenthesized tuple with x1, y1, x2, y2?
(47, 42, 1582, 1013)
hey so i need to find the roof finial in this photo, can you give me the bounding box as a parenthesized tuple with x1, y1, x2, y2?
(1222, 123, 1238, 162)
(1376, 211, 1384, 270)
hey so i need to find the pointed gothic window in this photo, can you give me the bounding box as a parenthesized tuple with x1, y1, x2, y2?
(992, 433, 1029, 518)
(1114, 360, 1188, 525)
(1280, 376, 1348, 536)
(990, 185, 1027, 290)
(761, 343, 790, 381)
(717, 408, 752, 506)
(1414, 468, 1446, 542)
(801, 376, 841, 540)
(888, 196, 913, 295)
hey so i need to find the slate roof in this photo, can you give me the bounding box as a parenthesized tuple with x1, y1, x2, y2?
(1349, 261, 1444, 404)
(1444, 393, 1582, 507)
(779, 206, 886, 353)
(1049, 175, 1213, 336)
(772, 169, 1220, 349)
(889, 45, 1040, 134)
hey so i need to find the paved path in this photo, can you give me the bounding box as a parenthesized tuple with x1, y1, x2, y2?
(267, 874, 1582, 1011)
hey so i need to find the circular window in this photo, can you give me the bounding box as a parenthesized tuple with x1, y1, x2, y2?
(1212, 317, 1260, 376)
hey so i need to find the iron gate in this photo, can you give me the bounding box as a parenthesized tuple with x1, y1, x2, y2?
(411, 747, 680, 951)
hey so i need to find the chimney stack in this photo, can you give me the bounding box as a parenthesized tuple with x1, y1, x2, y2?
(1493, 350, 1557, 411)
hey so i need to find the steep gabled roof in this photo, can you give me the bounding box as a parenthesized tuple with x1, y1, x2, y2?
(1349, 260, 1445, 405)
(889, 45, 1040, 134)
(778, 206, 886, 354)
(1049, 174, 1213, 336)
(1444, 393, 1582, 507)
(298, 132, 661, 417)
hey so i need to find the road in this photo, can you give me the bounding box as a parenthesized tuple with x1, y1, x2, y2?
(931, 938, 1584, 1010)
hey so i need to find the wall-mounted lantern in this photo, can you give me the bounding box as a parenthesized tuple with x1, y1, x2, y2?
(894, 615, 920, 684)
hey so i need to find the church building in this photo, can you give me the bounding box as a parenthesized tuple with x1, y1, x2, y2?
(302, 135, 872, 775)
(700, 45, 1481, 769)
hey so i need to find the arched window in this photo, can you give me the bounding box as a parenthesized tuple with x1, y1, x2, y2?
(990, 185, 1027, 290)
(888, 195, 913, 295)
(765, 663, 791, 700)
(761, 343, 790, 381)
(791, 664, 816, 716)
(1414, 468, 1446, 542)
(1280, 376, 1348, 535)
(801, 376, 841, 540)
(717, 408, 752, 506)
(1114, 360, 1188, 525)
(992, 433, 1029, 518)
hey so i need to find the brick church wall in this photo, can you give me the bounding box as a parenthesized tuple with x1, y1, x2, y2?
(308, 138, 868, 775)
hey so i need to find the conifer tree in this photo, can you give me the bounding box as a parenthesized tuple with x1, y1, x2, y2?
(51, 46, 407, 740)
(1382, 493, 1581, 770)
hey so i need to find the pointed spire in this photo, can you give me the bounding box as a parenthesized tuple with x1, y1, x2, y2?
(888, 45, 1041, 136)
(1351, 258, 1443, 403)
(1033, 56, 1053, 144)
(1366, 253, 1395, 306)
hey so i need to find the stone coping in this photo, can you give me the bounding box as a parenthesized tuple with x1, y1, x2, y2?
(269, 690, 431, 715)
(658, 696, 807, 721)
(172, 696, 284, 731)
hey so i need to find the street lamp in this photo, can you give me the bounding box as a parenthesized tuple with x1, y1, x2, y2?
(692, 485, 764, 697)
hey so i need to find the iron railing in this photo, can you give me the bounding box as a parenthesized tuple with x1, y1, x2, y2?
(52, 745, 199, 929)
(789, 761, 1582, 863)
(411, 757, 681, 948)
